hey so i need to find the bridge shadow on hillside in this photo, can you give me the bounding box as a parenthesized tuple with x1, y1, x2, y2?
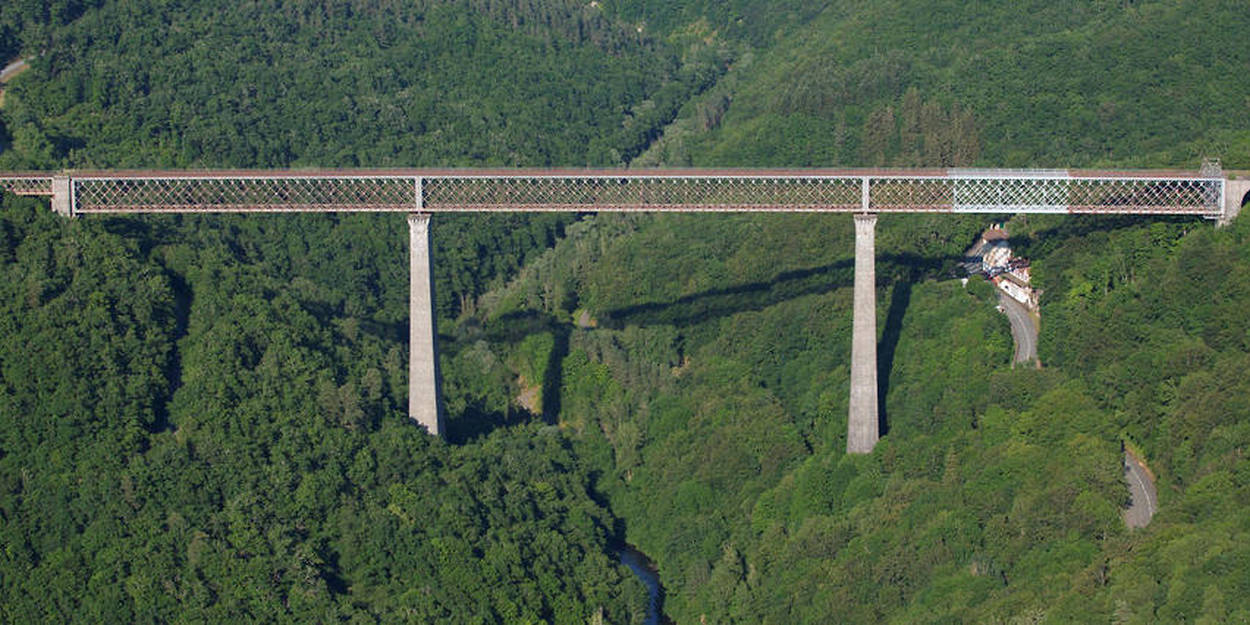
(598, 252, 958, 330)
(444, 398, 548, 445)
(441, 310, 571, 444)
(438, 252, 959, 443)
(445, 309, 573, 431)
(1007, 214, 1205, 256)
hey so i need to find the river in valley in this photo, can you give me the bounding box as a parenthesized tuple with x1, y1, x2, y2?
(618, 545, 669, 625)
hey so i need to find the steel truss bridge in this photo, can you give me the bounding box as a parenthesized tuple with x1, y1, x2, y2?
(3, 167, 1244, 452)
(0, 168, 1232, 217)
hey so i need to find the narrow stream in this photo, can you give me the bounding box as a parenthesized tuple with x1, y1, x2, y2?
(618, 545, 668, 625)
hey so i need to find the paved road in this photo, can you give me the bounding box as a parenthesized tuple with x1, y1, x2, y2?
(997, 290, 1038, 365)
(0, 58, 28, 83)
(1123, 450, 1157, 528)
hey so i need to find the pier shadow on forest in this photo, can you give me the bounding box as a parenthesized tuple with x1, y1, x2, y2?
(876, 282, 911, 437)
(150, 267, 193, 435)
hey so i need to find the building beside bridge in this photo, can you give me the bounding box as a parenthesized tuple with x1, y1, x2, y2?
(996, 271, 1039, 311)
(976, 225, 1040, 311)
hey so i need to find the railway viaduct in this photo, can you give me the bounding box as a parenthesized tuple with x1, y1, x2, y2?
(2, 167, 1246, 453)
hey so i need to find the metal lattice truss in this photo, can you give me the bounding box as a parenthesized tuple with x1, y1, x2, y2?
(0, 169, 1226, 217)
(0, 174, 55, 196)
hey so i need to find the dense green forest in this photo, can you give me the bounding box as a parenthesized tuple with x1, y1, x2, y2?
(2, 0, 1250, 623)
(628, 0, 1250, 169)
(480, 209, 1250, 622)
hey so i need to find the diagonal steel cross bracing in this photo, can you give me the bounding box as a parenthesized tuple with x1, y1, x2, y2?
(0, 174, 56, 197)
(0, 168, 1228, 217)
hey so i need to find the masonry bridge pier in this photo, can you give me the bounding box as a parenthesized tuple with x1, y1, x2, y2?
(1, 167, 1238, 452)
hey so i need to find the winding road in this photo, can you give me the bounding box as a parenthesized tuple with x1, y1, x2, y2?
(1123, 450, 1157, 528)
(997, 290, 1038, 366)
(970, 238, 1153, 527)
(0, 58, 28, 83)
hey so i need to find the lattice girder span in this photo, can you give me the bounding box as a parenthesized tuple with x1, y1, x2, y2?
(0, 169, 1225, 217)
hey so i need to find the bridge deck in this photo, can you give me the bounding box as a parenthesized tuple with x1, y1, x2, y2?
(0, 168, 1225, 217)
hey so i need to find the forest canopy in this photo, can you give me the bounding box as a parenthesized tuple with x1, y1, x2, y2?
(2, 0, 1250, 623)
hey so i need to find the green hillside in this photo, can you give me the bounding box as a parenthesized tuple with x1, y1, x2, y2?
(2, 0, 1250, 623)
(474, 207, 1250, 622)
(629, 0, 1250, 169)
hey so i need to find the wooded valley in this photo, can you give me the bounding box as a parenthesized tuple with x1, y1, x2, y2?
(1, 1, 1249, 623)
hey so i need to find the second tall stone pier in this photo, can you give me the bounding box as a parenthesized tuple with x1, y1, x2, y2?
(847, 213, 879, 454)
(409, 213, 443, 436)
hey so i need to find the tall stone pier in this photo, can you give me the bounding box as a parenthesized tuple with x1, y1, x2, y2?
(408, 213, 443, 436)
(847, 213, 879, 454)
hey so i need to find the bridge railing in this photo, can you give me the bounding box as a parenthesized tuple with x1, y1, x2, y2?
(0, 170, 1226, 217)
